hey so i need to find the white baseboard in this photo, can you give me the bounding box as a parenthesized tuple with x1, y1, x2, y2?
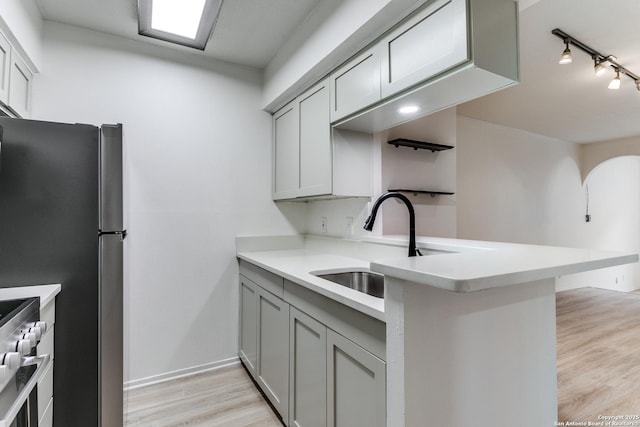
(124, 357, 240, 391)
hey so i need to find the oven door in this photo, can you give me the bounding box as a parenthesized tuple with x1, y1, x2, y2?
(0, 354, 50, 427)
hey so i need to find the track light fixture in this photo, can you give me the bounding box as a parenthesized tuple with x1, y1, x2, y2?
(594, 58, 608, 76)
(559, 41, 572, 64)
(552, 28, 640, 93)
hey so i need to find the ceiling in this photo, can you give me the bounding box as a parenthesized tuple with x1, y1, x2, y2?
(458, 0, 640, 144)
(35, 0, 640, 144)
(35, 0, 321, 69)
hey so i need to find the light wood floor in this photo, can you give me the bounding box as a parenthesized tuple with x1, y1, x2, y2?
(124, 363, 283, 427)
(125, 287, 640, 426)
(557, 287, 640, 422)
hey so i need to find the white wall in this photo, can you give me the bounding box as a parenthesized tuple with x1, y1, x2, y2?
(457, 115, 640, 291)
(557, 156, 640, 291)
(380, 108, 457, 238)
(456, 115, 584, 246)
(32, 22, 305, 385)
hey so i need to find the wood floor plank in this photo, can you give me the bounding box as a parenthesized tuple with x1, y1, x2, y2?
(124, 363, 283, 427)
(557, 287, 640, 423)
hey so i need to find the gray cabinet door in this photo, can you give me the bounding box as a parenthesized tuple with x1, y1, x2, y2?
(330, 47, 381, 123)
(380, 0, 468, 98)
(239, 276, 258, 378)
(298, 79, 331, 197)
(327, 329, 386, 427)
(272, 100, 300, 200)
(289, 307, 327, 427)
(257, 288, 290, 422)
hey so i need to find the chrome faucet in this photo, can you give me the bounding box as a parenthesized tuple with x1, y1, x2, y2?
(363, 191, 422, 257)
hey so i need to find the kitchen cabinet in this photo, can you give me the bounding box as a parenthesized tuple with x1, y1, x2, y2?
(257, 286, 290, 422)
(8, 50, 32, 118)
(289, 307, 326, 427)
(239, 265, 289, 423)
(238, 260, 386, 427)
(0, 29, 34, 118)
(273, 79, 331, 200)
(327, 329, 386, 427)
(239, 276, 258, 378)
(298, 80, 332, 197)
(273, 100, 300, 199)
(273, 79, 372, 201)
(380, 0, 467, 98)
(329, 46, 381, 122)
(0, 26, 33, 118)
(0, 31, 10, 105)
(331, 0, 517, 132)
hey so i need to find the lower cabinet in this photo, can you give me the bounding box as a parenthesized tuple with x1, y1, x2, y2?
(289, 307, 327, 427)
(327, 330, 386, 427)
(239, 263, 386, 427)
(257, 287, 290, 421)
(239, 276, 258, 377)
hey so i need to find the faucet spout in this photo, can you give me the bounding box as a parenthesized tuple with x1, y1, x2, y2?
(363, 192, 421, 257)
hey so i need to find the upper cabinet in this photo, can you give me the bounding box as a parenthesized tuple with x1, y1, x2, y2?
(9, 51, 33, 118)
(327, 0, 518, 132)
(329, 46, 381, 123)
(380, 0, 467, 97)
(273, 79, 372, 201)
(0, 28, 34, 118)
(273, 79, 332, 200)
(0, 32, 11, 105)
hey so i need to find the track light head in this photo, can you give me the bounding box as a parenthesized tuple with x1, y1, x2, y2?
(608, 70, 621, 90)
(636, 80, 640, 92)
(559, 42, 572, 64)
(594, 59, 608, 76)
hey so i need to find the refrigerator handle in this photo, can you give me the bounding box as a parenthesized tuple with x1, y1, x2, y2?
(98, 229, 127, 240)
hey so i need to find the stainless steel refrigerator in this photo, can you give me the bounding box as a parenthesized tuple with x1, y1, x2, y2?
(0, 117, 124, 427)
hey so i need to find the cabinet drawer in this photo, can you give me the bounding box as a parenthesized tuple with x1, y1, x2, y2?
(381, 0, 468, 97)
(239, 260, 284, 298)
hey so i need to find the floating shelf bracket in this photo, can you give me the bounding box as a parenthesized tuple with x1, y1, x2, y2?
(389, 189, 455, 198)
(387, 138, 454, 152)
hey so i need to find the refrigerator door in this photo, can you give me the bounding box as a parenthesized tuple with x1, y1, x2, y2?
(98, 123, 124, 427)
(99, 232, 123, 427)
(99, 124, 123, 233)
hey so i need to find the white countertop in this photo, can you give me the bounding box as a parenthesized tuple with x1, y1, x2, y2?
(370, 236, 639, 292)
(237, 249, 385, 321)
(237, 234, 639, 320)
(0, 284, 61, 308)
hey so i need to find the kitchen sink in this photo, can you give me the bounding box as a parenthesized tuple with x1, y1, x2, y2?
(314, 271, 384, 298)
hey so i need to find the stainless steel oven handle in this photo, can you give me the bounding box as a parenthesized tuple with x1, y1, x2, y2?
(0, 354, 51, 427)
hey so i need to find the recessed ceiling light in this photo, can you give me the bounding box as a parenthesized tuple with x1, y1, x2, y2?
(151, 0, 206, 39)
(138, 0, 223, 50)
(398, 105, 420, 114)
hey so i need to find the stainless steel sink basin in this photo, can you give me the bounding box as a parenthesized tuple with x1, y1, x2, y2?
(315, 271, 384, 298)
